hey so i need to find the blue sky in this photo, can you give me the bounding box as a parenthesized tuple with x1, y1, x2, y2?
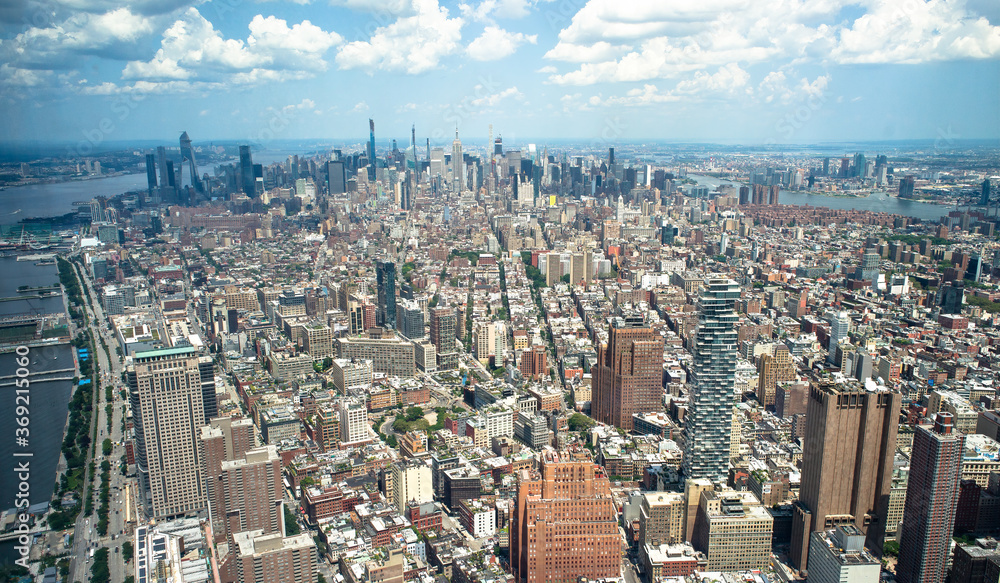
(1, 0, 998, 146)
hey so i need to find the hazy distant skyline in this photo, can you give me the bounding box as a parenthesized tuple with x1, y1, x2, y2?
(1, 0, 998, 146)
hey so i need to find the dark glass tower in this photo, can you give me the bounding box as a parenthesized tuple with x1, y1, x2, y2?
(376, 260, 396, 330)
(145, 153, 158, 191)
(239, 145, 255, 197)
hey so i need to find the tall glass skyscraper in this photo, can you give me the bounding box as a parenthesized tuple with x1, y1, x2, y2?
(682, 279, 740, 484)
(376, 260, 396, 330)
(239, 145, 255, 197)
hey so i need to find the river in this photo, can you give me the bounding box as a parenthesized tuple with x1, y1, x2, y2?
(0, 257, 74, 566)
(0, 149, 307, 220)
(688, 174, 953, 222)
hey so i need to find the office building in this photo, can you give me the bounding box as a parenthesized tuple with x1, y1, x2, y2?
(807, 526, 880, 583)
(217, 446, 284, 542)
(512, 450, 619, 583)
(200, 417, 256, 539)
(396, 299, 425, 340)
(156, 146, 170, 191)
(367, 119, 376, 181)
(452, 128, 464, 192)
(429, 307, 458, 369)
(591, 310, 664, 431)
(897, 413, 966, 583)
(757, 344, 795, 407)
(328, 160, 346, 194)
(128, 346, 211, 519)
(336, 333, 415, 378)
(239, 145, 255, 197)
(639, 492, 685, 546)
(692, 490, 773, 571)
(376, 260, 397, 329)
(938, 281, 965, 315)
(145, 153, 157, 191)
(233, 530, 316, 583)
(682, 279, 740, 483)
(825, 310, 850, 365)
(339, 398, 370, 445)
(789, 379, 901, 570)
(179, 131, 201, 192)
(391, 459, 433, 512)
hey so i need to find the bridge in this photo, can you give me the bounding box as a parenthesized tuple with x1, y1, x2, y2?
(0, 375, 75, 387)
(0, 367, 75, 380)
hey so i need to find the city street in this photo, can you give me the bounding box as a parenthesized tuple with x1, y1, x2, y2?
(66, 259, 134, 583)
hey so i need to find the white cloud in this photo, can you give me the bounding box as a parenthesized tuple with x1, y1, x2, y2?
(467, 26, 536, 61)
(673, 63, 750, 96)
(336, 0, 463, 74)
(543, 41, 630, 63)
(469, 85, 523, 106)
(283, 98, 316, 113)
(247, 15, 342, 59)
(459, 0, 542, 22)
(0, 6, 155, 68)
(542, 0, 1000, 85)
(329, 0, 413, 13)
(352, 101, 369, 112)
(122, 8, 341, 84)
(757, 70, 830, 105)
(832, 0, 1000, 63)
(595, 84, 681, 107)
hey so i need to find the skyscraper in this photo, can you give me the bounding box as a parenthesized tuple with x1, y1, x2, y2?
(179, 131, 202, 192)
(452, 127, 463, 192)
(368, 118, 376, 182)
(376, 260, 397, 329)
(896, 413, 965, 583)
(938, 281, 965, 314)
(200, 416, 255, 539)
(156, 146, 169, 190)
(591, 309, 664, 431)
(789, 379, 901, 570)
(982, 178, 992, 206)
(682, 279, 740, 483)
(825, 310, 850, 365)
(144, 153, 157, 191)
(429, 307, 456, 354)
(857, 250, 879, 283)
(898, 175, 915, 198)
(327, 160, 346, 194)
(239, 145, 255, 197)
(512, 450, 619, 583)
(128, 346, 211, 519)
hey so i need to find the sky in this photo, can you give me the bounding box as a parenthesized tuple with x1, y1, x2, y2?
(0, 0, 998, 148)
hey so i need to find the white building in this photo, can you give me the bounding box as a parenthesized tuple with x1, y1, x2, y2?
(390, 460, 433, 512)
(339, 398, 370, 444)
(807, 526, 881, 583)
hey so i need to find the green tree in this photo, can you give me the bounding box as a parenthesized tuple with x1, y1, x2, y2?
(284, 505, 301, 535)
(122, 540, 134, 562)
(568, 413, 596, 432)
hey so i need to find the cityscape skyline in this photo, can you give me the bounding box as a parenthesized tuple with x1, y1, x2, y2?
(1, 0, 999, 144)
